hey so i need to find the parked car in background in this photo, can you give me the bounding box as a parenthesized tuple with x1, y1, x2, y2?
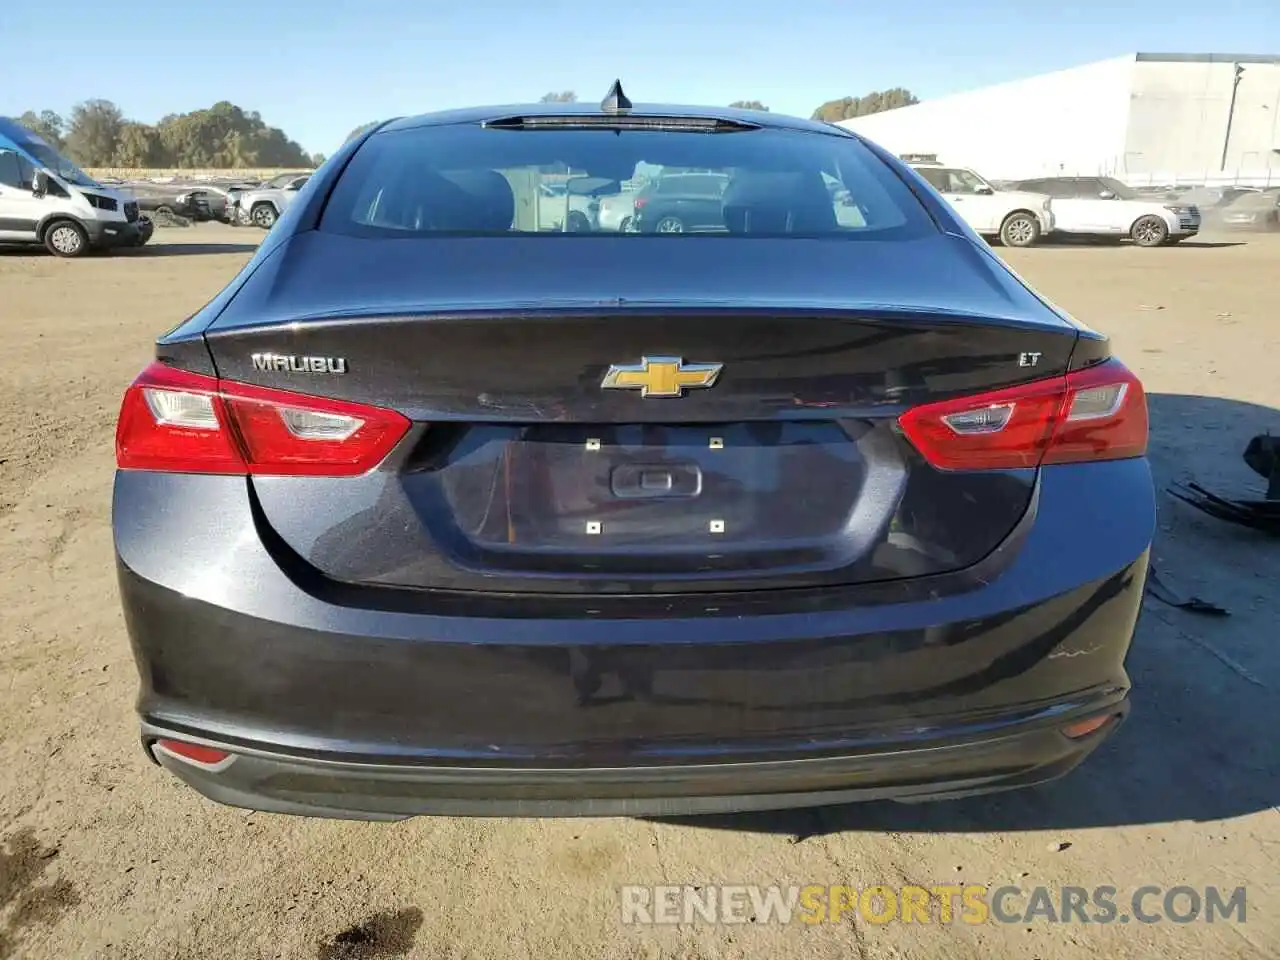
(596, 189, 637, 232)
(536, 181, 598, 231)
(258, 172, 309, 189)
(909, 163, 1053, 247)
(1164, 186, 1265, 228)
(594, 173, 854, 234)
(1168, 185, 1258, 210)
(1009, 176, 1200, 246)
(174, 189, 216, 221)
(176, 185, 243, 223)
(130, 187, 213, 221)
(630, 172, 729, 233)
(221, 181, 263, 225)
(239, 174, 311, 228)
(1218, 189, 1280, 231)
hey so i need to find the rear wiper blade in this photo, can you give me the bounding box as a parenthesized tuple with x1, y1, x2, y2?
(483, 114, 760, 133)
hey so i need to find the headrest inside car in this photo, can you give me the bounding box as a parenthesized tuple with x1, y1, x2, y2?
(722, 171, 837, 234)
(440, 170, 516, 231)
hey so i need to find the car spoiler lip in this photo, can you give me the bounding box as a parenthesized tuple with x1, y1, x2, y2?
(205, 231, 1074, 334)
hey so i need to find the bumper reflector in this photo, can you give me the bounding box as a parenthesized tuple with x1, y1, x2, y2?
(1060, 714, 1118, 740)
(154, 739, 232, 766)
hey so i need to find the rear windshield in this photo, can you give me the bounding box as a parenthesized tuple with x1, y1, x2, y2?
(320, 121, 935, 240)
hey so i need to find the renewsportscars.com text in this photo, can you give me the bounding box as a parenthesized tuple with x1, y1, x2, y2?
(620, 884, 1247, 926)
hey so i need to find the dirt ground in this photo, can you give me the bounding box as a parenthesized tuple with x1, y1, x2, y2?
(1, 225, 1277, 960)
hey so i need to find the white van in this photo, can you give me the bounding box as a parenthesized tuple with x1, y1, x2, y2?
(0, 117, 153, 257)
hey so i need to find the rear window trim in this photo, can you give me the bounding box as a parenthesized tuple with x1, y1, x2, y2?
(481, 114, 762, 133)
(319, 120, 940, 243)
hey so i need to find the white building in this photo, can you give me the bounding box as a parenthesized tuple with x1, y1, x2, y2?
(839, 53, 1280, 185)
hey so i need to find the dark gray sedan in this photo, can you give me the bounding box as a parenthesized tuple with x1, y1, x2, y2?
(112, 93, 1153, 820)
(1219, 190, 1280, 230)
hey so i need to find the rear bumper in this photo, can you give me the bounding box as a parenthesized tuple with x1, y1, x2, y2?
(143, 696, 1128, 819)
(115, 459, 1155, 818)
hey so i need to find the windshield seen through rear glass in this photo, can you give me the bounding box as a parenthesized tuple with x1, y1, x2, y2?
(915, 167, 990, 194)
(1098, 177, 1140, 200)
(8, 129, 96, 186)
(320, 122, 936, 239)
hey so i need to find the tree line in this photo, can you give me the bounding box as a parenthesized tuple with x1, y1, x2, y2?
(810, 88, 918, 122)
(529, 89, 919, 120)
(536, 89, 919, 120)
(15, 100, 320, 169)
(15, 86, 919, 170)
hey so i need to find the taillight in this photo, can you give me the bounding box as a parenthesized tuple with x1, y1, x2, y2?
(115, 362, 411, 476)
(897, 358, 1147, 471)
(633, 197, 649, 210)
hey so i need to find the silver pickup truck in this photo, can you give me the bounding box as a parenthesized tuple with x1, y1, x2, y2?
(234, 173, 311, 228)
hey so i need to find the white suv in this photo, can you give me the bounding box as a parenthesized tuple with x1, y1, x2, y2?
(1008, 176, 1201, 246)
(910, 163, 1054, 247)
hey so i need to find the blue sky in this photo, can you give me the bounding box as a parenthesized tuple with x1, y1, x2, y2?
(2, 0, 1277, 155)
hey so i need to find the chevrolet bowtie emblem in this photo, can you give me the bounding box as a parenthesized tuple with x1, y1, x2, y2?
(601, 356, 723, 398)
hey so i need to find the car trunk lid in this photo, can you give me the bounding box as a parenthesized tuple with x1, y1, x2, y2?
(204, 233, 1077, 595)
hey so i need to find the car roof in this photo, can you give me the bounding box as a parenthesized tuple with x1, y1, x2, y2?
(378, 102, 851, 138)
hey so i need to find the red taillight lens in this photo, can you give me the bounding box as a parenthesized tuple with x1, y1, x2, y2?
(116, 362, 411, 476)
(1041, 361, 1148, 465)
(115, 363, 245, 474)
(633, 196, 649, 210)
(897, 359, 1147, 471)
(154, 739, 231, 766)
(1060, 714, 1119, 739)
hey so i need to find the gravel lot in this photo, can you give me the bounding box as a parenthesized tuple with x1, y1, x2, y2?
(1, 226, 1277, 960)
